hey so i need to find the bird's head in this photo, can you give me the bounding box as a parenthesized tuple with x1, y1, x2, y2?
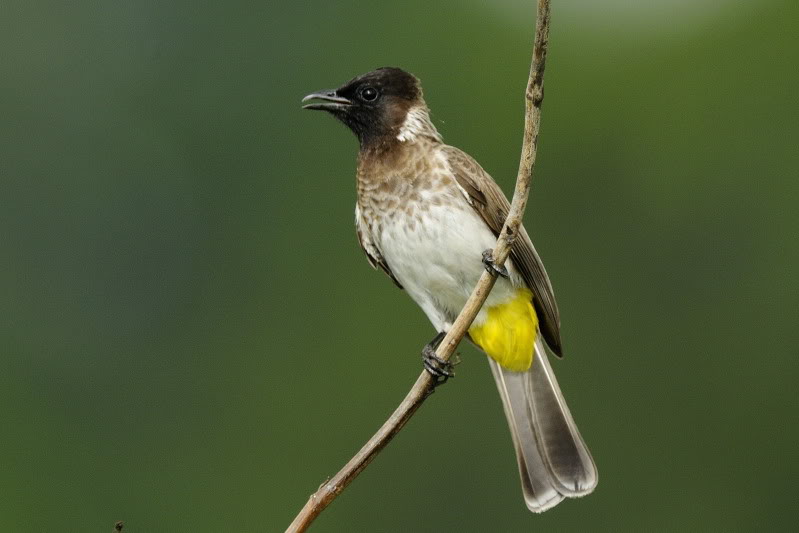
(302, 67, 440, 147)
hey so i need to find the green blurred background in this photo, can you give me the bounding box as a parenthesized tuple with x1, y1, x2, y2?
(2, 0, 798, 531)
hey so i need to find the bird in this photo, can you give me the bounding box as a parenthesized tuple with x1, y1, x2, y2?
(302, 67, 597, 512)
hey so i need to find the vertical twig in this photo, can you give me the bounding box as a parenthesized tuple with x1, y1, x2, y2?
(286, 1, 552, 531)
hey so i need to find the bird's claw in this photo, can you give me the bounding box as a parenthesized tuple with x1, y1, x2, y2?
(482, 249, 509, 278)
(421, 331, 458, 385)
(422, 344, 457, 384)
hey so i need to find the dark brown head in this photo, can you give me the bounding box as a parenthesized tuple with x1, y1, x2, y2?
(303, 67, 439, 147)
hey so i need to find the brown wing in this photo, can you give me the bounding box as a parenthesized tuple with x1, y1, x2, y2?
(442, 145, 563, 356)
(355, 206, 403, 289)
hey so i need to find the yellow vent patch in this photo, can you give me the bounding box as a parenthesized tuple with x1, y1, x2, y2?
(469, 288, 538, 372)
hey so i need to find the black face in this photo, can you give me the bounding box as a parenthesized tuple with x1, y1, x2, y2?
(302, 67, 421, 145)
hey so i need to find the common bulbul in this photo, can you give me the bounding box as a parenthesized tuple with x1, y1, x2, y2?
(303, 67, 597, 512)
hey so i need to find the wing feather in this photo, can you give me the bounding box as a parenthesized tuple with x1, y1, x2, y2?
(355, 205, 403, 289)
(442, 146, 563, 355)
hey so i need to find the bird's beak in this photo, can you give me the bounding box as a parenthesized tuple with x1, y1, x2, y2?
(302, 90, 352, 111)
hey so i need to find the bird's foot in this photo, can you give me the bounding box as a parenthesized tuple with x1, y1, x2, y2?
(421, 332, 457, 385)
(422, 346, 456, 383)
(482, 248, 509, 279)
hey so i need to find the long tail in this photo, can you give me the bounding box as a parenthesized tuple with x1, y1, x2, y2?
(488, 337, 598, 512)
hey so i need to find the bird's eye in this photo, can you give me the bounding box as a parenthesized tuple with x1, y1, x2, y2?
(360, 86, 379, 102)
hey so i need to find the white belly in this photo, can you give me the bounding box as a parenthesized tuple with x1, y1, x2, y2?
(374, 197, 521, 332)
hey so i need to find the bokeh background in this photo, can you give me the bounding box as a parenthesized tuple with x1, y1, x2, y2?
(2, 0, 798, 531)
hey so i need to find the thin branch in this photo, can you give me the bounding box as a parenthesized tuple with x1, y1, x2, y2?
(286, 2, 552, 531)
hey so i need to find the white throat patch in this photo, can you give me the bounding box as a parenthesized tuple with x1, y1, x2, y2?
(396, 106, 441, 143)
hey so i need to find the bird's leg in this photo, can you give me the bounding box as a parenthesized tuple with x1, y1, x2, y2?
(482, 249, 509, 279)
(421, 331, 456, 385)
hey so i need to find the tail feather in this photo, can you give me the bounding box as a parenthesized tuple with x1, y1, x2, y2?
(489, 338, 598, 512)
